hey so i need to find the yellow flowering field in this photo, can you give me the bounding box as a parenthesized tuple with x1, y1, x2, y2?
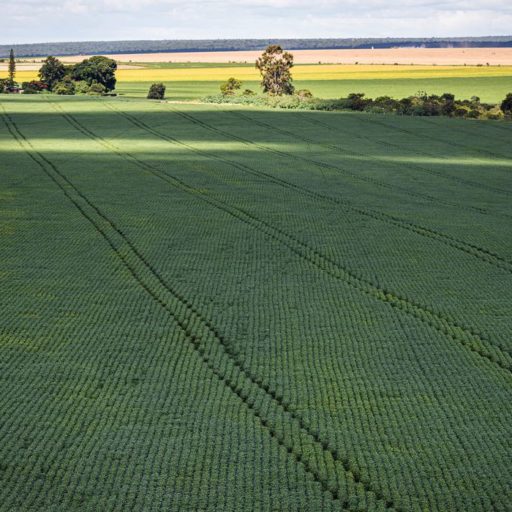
(12, 64, 512, 84)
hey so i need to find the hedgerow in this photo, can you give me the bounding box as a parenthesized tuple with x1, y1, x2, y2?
(203, 90, 512, 120)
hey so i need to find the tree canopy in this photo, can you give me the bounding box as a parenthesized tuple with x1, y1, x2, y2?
(71, 56, 117, 91)
(39, 56, 66, 91)
(255, 45, 294, 96)
(147, 83, 166, 100)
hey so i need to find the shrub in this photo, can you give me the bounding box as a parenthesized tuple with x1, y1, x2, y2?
(74, 80, 90, 94)
(453, 107, 469, 118)
(21, 81, 47, 94)
(296, 89, 313, 99)
(242, 89, 256, 96)
(345, 93, 371, 111)
(373, 96, 400, 112)
(501, 93, 512, 115)
(53, 79, 75, 95)
(87, 82, 106, 95)
(484, 106, 504, 120)
(147, 83, 166, 100)
(220, 77, 242, 96)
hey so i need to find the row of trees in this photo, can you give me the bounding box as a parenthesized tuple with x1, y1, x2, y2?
(4, 36, 512, 59)
(37, 55, 117, 95)
(0, 50, 117, 95)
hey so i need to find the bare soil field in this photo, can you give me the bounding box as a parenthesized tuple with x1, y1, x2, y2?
(58, 47, 512, 65)
(0, 62, 142, 71)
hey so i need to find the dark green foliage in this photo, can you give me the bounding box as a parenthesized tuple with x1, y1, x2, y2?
(0, 97, 511, 511)
(3, 36, 512, 58)
(501, 93, 512, 114)
(242, 89, 256, 96)
(8, 48, 15, 88)
(74, 80, 91, 94)
(147, 82, 166, 99)
(205, 90, 507, 120)
(71, 56, 117, 91)
(21, 81, 48, 94)
(87, 82, 107, 95)
(256, 45, 294, 95)
(0, 78, 9, 93)
(53, 79, 76, 95)
(220, 77, 242, 96)
(38, 56, 66, 91)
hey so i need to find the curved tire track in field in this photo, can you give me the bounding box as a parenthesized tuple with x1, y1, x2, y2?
(344, 114, 512, 193)
(229, 108, 512, 220)
(111, 102, 512, 277)
(164, 104, 512, 273)
(356, 114, 512, 161)
(52, 102, 512, 369)
(5, 103, 397, 512)
(296, 112, 512, 198)
(223, 108, 508, 219)
(5, 105, 400, 512)
(418, 117, 512, 151)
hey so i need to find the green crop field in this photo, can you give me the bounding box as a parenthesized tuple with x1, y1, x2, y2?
(113, 76, 512, 103)
(14, 62, 512, 102)
(1, 95, 511, 511)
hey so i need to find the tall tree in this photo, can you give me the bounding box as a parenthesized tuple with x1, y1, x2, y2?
(38, 56, 66, 91)
(255, 45, 294, 95)
(8, 48, 16, 88)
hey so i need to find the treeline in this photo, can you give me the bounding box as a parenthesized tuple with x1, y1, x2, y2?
(2, 36, 512, 58)
(206, 89, 512, 120)
(1, 55, 117, 95)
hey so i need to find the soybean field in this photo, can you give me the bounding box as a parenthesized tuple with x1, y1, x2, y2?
(0, 96, 511, 511)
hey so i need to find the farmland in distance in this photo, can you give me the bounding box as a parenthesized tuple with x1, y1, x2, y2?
(0, 95, 511, 511)
(9, 61, 512, 102)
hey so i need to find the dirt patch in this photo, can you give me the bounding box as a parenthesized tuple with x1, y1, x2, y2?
(58, 48, 512, 66)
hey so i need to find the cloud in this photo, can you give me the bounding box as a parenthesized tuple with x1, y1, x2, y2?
(1, 1, 511, 44)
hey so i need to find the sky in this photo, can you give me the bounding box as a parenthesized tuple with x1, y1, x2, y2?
(1, 0, 511, 44)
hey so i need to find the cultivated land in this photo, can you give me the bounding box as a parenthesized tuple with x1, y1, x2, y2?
(60, 47, 512, 65)
(1, 95, 511, 511)
(10, 61, 512, 103)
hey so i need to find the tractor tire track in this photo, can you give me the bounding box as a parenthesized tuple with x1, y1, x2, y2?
(50, 102, 512, 370)
(108, 102, 512, 277)
(1, 106, 386, 512)
(230, 110, 512, 219)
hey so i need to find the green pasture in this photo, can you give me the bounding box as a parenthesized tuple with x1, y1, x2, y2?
(0, 95, 511, 511)
(116, 75, 512, 103)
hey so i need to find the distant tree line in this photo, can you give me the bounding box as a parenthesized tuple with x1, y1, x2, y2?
(2, 36, 512, 58)
(208, 88, 512, 120)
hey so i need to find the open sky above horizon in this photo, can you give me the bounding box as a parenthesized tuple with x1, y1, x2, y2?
(1, 1, 511, 45)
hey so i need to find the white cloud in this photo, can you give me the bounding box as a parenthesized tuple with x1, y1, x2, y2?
(1, 1, 511, 44)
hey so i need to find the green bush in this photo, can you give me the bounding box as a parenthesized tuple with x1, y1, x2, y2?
(147, 83, 166, 100)
(201, 89, 509, 122)
(296, 89, 313, 99)
(87, 82, 106, 95)
(220, 77, 242, 96)
(501, 93, 512, 115)
(53, 79, 75, 95)
(74, 80, 90, 94)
